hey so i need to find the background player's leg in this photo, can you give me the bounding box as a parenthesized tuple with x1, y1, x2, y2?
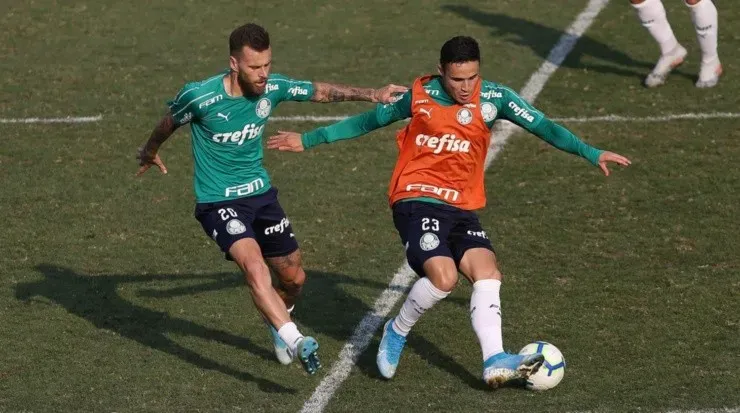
(686, 0, 722, 87)
(630, 0, 687, 87)
(459, 248, 543, 389)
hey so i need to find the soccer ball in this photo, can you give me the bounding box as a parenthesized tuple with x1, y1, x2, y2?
(518, 341, 565, 391)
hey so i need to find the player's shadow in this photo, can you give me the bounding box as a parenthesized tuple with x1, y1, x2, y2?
(135, 265, 481, 387)
(443, 4, 694, 81)
(16, 264, 292, 394)
(19, 264, 483, 389)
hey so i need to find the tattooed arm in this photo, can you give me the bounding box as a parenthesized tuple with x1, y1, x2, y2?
(136, 112, 179, 176)
(310, 82, 407, 104)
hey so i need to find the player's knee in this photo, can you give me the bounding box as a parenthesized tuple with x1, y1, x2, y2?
(428, 270, 459, 292)
(279, 267, 305, 295)
(434, 275, 458, 292)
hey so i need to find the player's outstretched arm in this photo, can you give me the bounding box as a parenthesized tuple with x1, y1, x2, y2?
(136, 112, 179, 176)
(531, 118, 631, 176)
(311, 82, 407, 104)
(266, 110, 385, 152)
(497, 87, 631, 176)
(268, 91, 412, 153)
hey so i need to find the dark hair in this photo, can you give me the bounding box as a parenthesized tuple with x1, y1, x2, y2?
(439, 36, 480, 67)
(229, 23, 270, 55)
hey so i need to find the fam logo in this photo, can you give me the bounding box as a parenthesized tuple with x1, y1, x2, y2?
(424, 88, 440, 96)
(481, 102, 497, 122)
(256, 98, 271, 118)
(199, 94, 222, 109)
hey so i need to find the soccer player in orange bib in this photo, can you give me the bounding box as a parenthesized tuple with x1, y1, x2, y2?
(267, 36, 631, 388)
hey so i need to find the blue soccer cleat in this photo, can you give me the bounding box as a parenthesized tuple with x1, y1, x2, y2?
(264, 319, 293, 365)
(482, 351, 545, 389)
(295, 336, 322, 375)
(376, 318, 407, 379)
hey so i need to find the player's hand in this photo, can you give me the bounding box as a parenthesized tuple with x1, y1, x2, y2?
(597, 151, 631, 176)
(267, 131, 304, 152)
(373, 84, 408, 104)
(136, 146, 168, 176)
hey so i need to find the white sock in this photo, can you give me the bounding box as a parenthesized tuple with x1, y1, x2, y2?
(632, 0, 680, 55)
(277, 321, 303, 352)
(687, 0, 719, 64)
(393, 277, 450, 337)
(470, 279, 504, 362)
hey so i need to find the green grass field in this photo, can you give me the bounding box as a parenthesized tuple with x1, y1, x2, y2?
(1, 0, 739, 412)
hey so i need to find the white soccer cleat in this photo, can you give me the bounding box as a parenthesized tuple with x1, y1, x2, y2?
(644, 44, 687, 88)
(695, 58, 722, 88)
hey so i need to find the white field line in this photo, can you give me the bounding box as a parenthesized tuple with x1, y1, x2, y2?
(299, 1, 611, 412)
(0, 115, 103, 124)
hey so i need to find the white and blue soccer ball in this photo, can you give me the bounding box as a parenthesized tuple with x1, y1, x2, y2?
(519, 341, 566, 391)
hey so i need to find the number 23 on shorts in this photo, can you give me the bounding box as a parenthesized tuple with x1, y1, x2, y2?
(421, 217, 439, 231)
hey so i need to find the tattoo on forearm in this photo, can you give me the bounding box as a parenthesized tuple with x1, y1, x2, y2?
(313, 83, 375, 103)
(152, 115, 177, 143)
(144, 114, 178, 153)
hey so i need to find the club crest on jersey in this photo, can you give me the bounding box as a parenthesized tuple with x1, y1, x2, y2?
(456, 108, 473, 125)
(256, 98, 271, 119)
(226, 219, 247, 235)
(419, 232, 440, 251)
(481, 102, 497, 122)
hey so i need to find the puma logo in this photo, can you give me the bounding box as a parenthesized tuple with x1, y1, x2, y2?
(419, 107, 432, 118)
(217, 112, 230, 122)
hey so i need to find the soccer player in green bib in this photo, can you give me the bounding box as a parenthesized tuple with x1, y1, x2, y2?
(135, 23, 406, 375)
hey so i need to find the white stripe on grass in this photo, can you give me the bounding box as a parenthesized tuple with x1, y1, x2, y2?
(0, 115, 103, 124)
